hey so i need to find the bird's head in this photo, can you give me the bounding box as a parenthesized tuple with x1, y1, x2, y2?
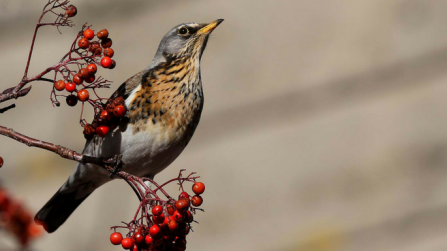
(148, 19, 224, 69)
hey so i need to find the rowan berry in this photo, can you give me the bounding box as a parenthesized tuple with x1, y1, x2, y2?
(175, 200, 188, 211)
(133, 232, 144, 244)
(121, 238, 134, 250)
(110, 60, 117, 69)
(100, 110, 112, 121)
(83, 123, 96, 139)
(78, 68, 89, 79)
(95, 47, 103, 55)
(65, 5, 77, 17)
(73, 74, 83, 85)
(167, 204, 175, 215)
(191, 195, 203, 207)
(145, 235, 153, 245)
(0, 157, 3, 168)
(101, 56, 112, 68)
(168, 220, 178, 231)
(185, 211, 193, 223)
(78, 38, 90, 49)
(88, 42, 100, 53)
(101, 38, 112, 48)
(113, 105, 126, 117)
(87, 64, 97, 75)
(104, 48, 114, 57)
(83, 29, 95, 40)
(85, 74, 95, 83)
(54, 80, 66, 91)
(192, 182, 205, 194)
(66, 95, 78, 106)
(97, 29, 109, 39)
(178, 192, 189, 200)
(110, 232, 123, 245)
(131, 244, 138, 251)
(77, 89, 89, 102)
(65, 82, 76, 92)
(113, 97, 125, 106)
(152, 205, 163, 216)
(96, 125, 109, 137)
(149, 224, 161, 237)
(173, 210, 184, 221)
(153, 213, 165, 224)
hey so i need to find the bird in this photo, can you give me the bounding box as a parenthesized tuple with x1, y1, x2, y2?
(35, 19, 224, 233)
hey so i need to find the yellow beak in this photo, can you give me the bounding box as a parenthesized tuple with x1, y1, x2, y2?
(198, 19, 224, 34)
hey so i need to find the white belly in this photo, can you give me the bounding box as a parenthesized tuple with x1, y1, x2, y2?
(96, 123, 186, 178)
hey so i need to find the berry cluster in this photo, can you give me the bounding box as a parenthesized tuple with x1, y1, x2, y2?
(110, 171, 205, 251)
(52, 27, 116, 110)
(0, 187, 42, 247)
(83, 96, 127, 139)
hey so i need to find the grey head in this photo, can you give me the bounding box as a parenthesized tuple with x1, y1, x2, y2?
(147, 19, 224, 70)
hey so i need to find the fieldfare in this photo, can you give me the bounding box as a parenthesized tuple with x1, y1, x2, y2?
(35, 19, 224, 233)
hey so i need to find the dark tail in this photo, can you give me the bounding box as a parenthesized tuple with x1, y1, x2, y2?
(35, 187, 91, 233)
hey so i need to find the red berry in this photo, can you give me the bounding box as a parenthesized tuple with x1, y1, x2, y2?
(65, 5, 77, 17)
(121, 238, 134, 250)
(185, 211, 194, 223)
(163, 216, 170, 225)
(83, 29, 95, 40)
(113, 105, 126, 117)
(83, 123, 95, 139)
(88, 41, 102, 55)
(153, 213, 165, 224)
(78, 38, 90, 49)
(110, 232, 123, 245)
(65, 82, 76, 92)
(73, 74, 83, 85)
(104, 48, 114, 57)
(167, 204, 175, 215)
(87, 63, 97, 74)
(78, 68, 89, 79)
(97, 29, 109, 39)
(178, 192, 189, 200)
(0, 157, 3, 168)
(175, 200, 188, 211)
(168, 220, 178, 231)
(113, 97, 125, 106)
(192, 182, 205, 194)
(131, 244, 138, 251)
(77, 89, 89, 102)
(152, 205, 163, 216)
(85, 74, 95, 83)
(54, 80, 66, 91)
(101, 56, 112, 68)
(96, 125, 109, 137)
(110, 60, 116, 69)
(191, 195, 203, 207)
(133, 232, 144, 244)
(101, 38, 113, 48)
(66, 95, 78, 106)
(173, 210, 184, 221)
(100, 110, 112, 121)
(145, 235, 153, 245)
(149, 224, 160, 237)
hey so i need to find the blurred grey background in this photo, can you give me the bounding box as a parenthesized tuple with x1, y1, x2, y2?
(2, 0, 447, 250)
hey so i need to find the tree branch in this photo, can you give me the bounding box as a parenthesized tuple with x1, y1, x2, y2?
(0, 125, 118, 167)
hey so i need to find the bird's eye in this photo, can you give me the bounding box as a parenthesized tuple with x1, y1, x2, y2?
(178, 27, 189, 35)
